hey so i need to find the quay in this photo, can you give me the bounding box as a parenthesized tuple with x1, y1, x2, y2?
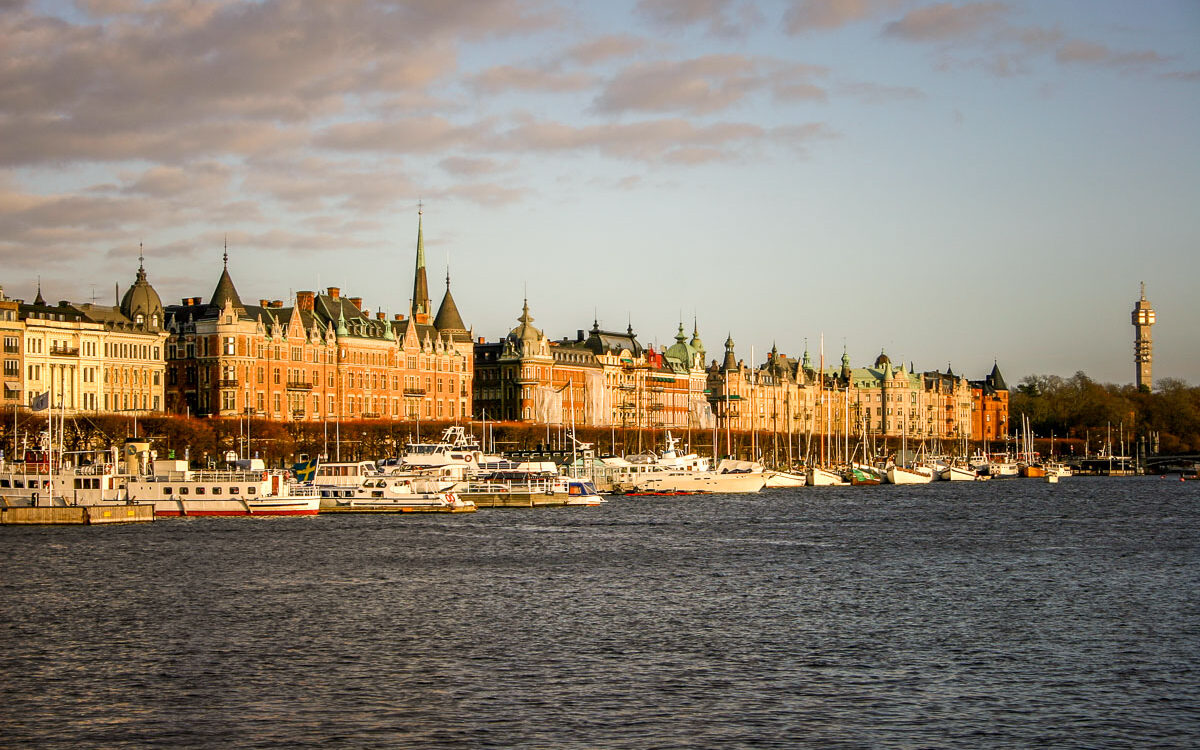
(320, 505, 476, 514)
(467, 491, 570, 508)
(0, 504, 155, 525)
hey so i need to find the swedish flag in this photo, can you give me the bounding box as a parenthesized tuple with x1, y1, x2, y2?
(292, 458, 318, 483)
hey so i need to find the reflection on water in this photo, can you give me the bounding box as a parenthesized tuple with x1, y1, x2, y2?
(1, 477, 1197, 748)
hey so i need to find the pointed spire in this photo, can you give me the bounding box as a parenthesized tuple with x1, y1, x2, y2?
(223, 235, 228, 269)
(210, 246, 244, 313)
(675, 322, 687, 345)
(411, 204, 431, 317)
(34, 277, 44, 306)
(434, 268, 466, 333)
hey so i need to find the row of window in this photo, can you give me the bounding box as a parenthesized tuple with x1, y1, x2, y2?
(162, 485, 258, 496)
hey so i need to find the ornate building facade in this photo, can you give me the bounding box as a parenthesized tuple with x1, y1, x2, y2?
(6, 257, 169, 416)
(478, 313, 1007, 449)
(473, 301, 714, 430)
(164, 214, 473, 421)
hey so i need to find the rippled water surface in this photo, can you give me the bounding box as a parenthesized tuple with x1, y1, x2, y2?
(3, 476, 1199, 748)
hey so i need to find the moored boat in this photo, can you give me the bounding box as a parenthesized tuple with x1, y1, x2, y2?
(886, 464, 935, 485)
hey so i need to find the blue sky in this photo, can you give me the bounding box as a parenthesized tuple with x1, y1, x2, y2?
(2, 0, 1197, 386)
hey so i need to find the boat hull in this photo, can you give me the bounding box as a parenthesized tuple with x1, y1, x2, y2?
(764, 471, 807, 488)
(886, 466, 935, 485)
(619, 471, 765, 494)
(937, 466, 978, 481)
(806, 468, 848, 487)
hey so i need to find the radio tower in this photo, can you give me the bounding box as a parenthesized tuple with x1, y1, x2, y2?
(1131, 282, 1156, 391)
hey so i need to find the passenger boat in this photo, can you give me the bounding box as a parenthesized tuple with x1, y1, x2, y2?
(310, 461, 473, 512)
(611, 434, 765, 494)
(1, 442, 318, 516)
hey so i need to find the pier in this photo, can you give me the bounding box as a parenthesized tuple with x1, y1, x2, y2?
(0, 504, 155, 525)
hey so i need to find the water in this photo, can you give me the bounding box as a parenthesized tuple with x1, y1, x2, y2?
(2, 477, 1198, 748)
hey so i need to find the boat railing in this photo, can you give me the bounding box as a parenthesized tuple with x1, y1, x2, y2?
(464, 477, 558, 494)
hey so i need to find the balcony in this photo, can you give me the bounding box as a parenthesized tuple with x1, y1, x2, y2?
(292, 410, 306, 419)
(218, 378, 239, 388)
(403, 388, 426, 398)
(362, 412, 382, 418)
(286, 380, 313, 391)
(3, 345, 18, 354)
(50, 346, 79, 357)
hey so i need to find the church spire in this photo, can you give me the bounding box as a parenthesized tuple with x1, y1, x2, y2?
(411, 203, 431, 318)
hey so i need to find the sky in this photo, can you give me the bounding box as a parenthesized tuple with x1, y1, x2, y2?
(2, 0, 1198, 387)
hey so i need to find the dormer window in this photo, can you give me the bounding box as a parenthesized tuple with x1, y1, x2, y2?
(135, 313, 145, 325)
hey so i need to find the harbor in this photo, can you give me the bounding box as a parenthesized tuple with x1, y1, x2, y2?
(3, 476, 1196, 747)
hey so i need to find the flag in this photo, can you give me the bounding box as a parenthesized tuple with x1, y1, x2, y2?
(30, 391, 50, 412)
(291, 457, 318, 483)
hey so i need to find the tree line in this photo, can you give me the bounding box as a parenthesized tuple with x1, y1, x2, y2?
(1010, 372, 1200, 454)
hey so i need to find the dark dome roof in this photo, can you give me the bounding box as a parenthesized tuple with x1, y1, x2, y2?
(120, 264, 164, 329)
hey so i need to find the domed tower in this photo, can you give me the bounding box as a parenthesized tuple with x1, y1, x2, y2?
(1132, 282, 1155, 391)
(119, 248, 164, 330)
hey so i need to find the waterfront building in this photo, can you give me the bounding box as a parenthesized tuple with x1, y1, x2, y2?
(1, 287, 21, 409)
(1132, 282, 1155, 391)
(164, 214, 473, 421)
(7, 258, 169, 415)
(708, 340, 995, 452)
(472, 302, 713, 430)
(970, 362, 1010, 444)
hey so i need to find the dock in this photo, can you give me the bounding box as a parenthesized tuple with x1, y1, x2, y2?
(0, 504, 155, 525)
(466, 492, 570, 508)
(319, 505, 476, 514)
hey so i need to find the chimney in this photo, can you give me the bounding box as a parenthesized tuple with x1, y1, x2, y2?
(349, 297, 362, 310)
(271, 300, 283, 308)
(394, 314, 404, 321)
(376, 312, 386, 321)
(478, 336, 485, 344)
(259, 299, 270, 308)
(577, 329, 584, 342)
(327, 287, 340, 299)
(296, 291, 315, 311)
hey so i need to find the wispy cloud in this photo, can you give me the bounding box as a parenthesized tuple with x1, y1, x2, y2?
(634, 0, 764, 38)
(782, 0, 904, 33)
(882, 2, 1009, 41)
(593, 55, 829, 114)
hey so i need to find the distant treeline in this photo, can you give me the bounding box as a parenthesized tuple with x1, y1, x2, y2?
(1010, 372, 1200, 453)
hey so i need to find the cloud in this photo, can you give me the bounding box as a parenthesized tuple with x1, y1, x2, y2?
(562, 35, 648, 66)
(883, 2, 1010, 41)
(121, 163, 233, 200)
(314, 117, 482, 154)
(468, 65, 596, 94)
(634, 0, 764, 38)
(593, 55, 827, 115)
(495, 116, 833, 163)
(0, 0, 558, 167)
(439, 156, 507, 177)
(782, 0, 902, 33)
(594, 55, 762, 114)
(442, 182, 528, 207)
(837, 80, 924, 102)
(1055, 40, 1168, 71)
